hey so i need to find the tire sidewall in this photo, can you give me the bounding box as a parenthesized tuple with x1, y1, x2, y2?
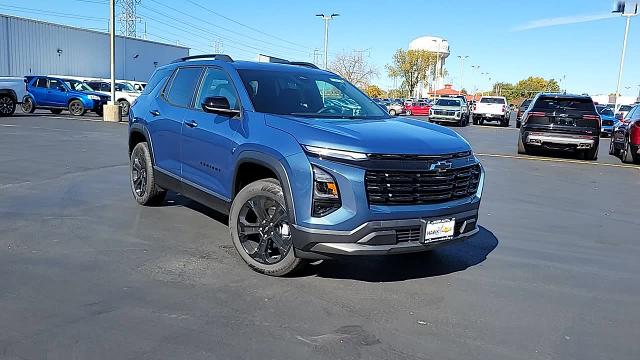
(69, 100, 85, 116)
(22, 96, 35, 113)
(130, 142, 154, 205)
(229, 179, 300, 276)
(118, 100, 130, 116)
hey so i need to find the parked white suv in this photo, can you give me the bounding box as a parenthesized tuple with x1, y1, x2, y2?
(84, 81, 140, 116)
(0, 77, 28, 116)
(472, 96, 509, 127)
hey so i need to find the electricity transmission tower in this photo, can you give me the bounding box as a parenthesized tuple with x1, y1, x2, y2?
(117, 0, 142, 37)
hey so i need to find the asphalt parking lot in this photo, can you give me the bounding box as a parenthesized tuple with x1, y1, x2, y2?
(1, 112, 639, 360)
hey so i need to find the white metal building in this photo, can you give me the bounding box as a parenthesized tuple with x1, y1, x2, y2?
(0, 14, 189, 81)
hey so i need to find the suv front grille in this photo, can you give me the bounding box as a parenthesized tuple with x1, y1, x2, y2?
(365, 164, 481, 205)
(433, 110, 457, 116)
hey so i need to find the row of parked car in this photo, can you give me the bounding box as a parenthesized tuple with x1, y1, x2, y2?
(516, 93, 640, 164)
(0, 75, 147, 117)
(373, 95, 511, 128)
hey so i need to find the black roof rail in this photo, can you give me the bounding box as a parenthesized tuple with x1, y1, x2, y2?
(171, 54, 233, 64)
(288, 61, 319, 69)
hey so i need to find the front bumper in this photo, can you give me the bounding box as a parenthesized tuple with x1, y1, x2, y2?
(430, 115, 461, 122)
(292, 209, 479, 259)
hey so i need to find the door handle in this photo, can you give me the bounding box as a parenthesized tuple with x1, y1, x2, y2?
(149, 109, 160, 116)
(185, 120, 198, 128)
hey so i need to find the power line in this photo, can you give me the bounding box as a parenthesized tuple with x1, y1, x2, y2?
(0, 4, 107, 21)
(185, 0, 309, 49)
(143, 0, 309, 55)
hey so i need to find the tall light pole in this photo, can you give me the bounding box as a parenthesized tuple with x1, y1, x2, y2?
(471, 65, 480, 99)
(109, 0, 116, 107)
(613, 2, 638, 113)
(316, 13, 339, 69)
(457, 55, 468, 95)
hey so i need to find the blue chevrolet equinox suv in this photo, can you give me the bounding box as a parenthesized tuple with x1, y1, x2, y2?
(128, 54, 484, 276)
(22, 76, 110, 116)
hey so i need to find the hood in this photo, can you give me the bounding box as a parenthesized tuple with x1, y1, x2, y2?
(265, 115, 471, 155)
(70, 89, 109, 98)
(600, 114, 616, 121)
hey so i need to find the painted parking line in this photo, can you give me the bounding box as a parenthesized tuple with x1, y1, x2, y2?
(0, 124, 17, 127)
(476, 153, 640, 170)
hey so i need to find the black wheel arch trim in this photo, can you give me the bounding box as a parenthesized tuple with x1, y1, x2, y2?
(234, 151, 297, 225)
(129, 123, 156, 165)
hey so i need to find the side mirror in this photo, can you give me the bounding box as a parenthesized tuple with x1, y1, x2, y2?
(201, 96, 240, 116)
(57, 85, 66, 92)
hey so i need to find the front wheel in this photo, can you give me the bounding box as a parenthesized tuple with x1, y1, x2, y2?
(389, 109, 397, 116)
(68, 100, 86, 116)
(21, 96, 35, 113)
(0, 94, 16, 116)
(118, 100, 130, 116)
(229, 179, 304, 276)
(406, 109, 412, 116)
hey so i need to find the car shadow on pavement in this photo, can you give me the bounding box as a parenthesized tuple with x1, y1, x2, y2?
(300, 227, 498, 282)
(164, 192, 229, 225)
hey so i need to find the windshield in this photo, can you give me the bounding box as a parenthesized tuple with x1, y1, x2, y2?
(596, 106, 614, 116)
(64, 80, 94, 92)
(237, 69, 388, 119)
(480, 97, 505, 104)
(116, 82, 135, 92)
(435, 99, 461, 107)
(619, 105, 632, 111)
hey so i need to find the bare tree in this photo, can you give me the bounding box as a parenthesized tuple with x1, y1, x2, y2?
(329, 51, 378, 88)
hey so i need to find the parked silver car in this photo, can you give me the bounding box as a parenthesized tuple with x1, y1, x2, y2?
(383, 100, 404, 116)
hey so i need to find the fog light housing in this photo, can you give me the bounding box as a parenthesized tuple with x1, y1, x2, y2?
(312, 166, 341, 217)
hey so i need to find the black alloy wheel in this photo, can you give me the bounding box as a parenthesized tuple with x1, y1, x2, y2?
(237, 195, 292, 265)
(131, 147, 148, 198)
(0, 95, 16, 116)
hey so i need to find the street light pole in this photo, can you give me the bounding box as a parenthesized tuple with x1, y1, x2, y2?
(613, 3, 638, 113)
(316, 13, 339, 70)
(457, 55, 468, 95)
(109, 0, 116, 105)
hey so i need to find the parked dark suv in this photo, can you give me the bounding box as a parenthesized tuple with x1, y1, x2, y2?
(128, 54, 484, 276)
(518, 93, 600, 160)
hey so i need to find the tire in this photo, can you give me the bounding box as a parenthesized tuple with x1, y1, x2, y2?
(517, 135, 528, 155)
(21, 96, 35, 113)
(50, 109, 63, 114)
(406, 109, 412, 116)
(389, 109, 396, 116)
(516, 120, 521, 128)
(472, 115, 478, 125)
(118, 99, 130, 116)
(95, 108, 103, 117)
(229, 179, 304, 276)
(68, 100, 86, 116)
(501, 118, 509, 127)
(479, 119, 484, 126)
(609, 139, 621, 156)
(130, 142, 167, 206)
(584, 145, 598, 161)
(0, 94, 16, 116)
(622, 139, 637, 164)
(458, 118, 465, 127)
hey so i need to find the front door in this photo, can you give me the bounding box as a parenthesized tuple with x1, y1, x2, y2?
(47, 79, 69, 107)
(180, 66, 242, 200)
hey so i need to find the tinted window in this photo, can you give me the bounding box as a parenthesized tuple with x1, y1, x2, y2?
(238, 69, 387, 119)
(520, 99, 532, 109)
(596, 106, 614, 116)
(619, 105, 632, 112)
(196, 67, 239, 110)
(35, 78, 47, 88)
(165, 67, 203, 107)
(142, 68, 173, 96)
(480, 97, 505, 104)
(533, 97, 595, 112)
(49, 79, 64, 89)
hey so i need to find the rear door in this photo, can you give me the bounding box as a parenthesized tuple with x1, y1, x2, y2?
(30, 77, 49, 106)
(149, 66, 203, 177)
(526, 96, 599, 135)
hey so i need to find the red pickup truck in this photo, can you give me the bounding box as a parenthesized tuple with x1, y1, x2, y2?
(404, 101, 431, 116)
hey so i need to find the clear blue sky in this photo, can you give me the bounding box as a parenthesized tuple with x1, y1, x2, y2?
(1, 0, 639, 96)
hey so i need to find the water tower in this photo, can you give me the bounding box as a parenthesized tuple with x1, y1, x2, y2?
(408, 36, 450, 97)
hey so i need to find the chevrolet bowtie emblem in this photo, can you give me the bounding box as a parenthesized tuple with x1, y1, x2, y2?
(429, 161, 452, 172)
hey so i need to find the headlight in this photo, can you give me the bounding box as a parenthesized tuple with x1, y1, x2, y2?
(312, 166, 341, 217)
(303, 145, 368, 161)
(88, 95, 100, 101)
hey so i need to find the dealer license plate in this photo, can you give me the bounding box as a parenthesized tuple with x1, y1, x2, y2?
(423, 218, 455, 243)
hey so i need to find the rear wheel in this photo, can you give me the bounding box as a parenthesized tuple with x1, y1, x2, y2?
(21, 96, 35, 113)
(584, 145, 598, 161)
(517, 135, 528, 155)
(389, 109, 397, 116)
(130, 142, 166, 206)
(609, 138, 621, 156)
(622, 139, 637, 164)
(50, 109, 63, 114)
(68, 100, 86, 116)
(229, 179, 304, 276)
(118, 99, 130, 116)
(0, 94, 16, 116)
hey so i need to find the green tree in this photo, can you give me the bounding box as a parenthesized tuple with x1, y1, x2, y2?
(387, 88, 407, 99)
(386, 49, 436, 96)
